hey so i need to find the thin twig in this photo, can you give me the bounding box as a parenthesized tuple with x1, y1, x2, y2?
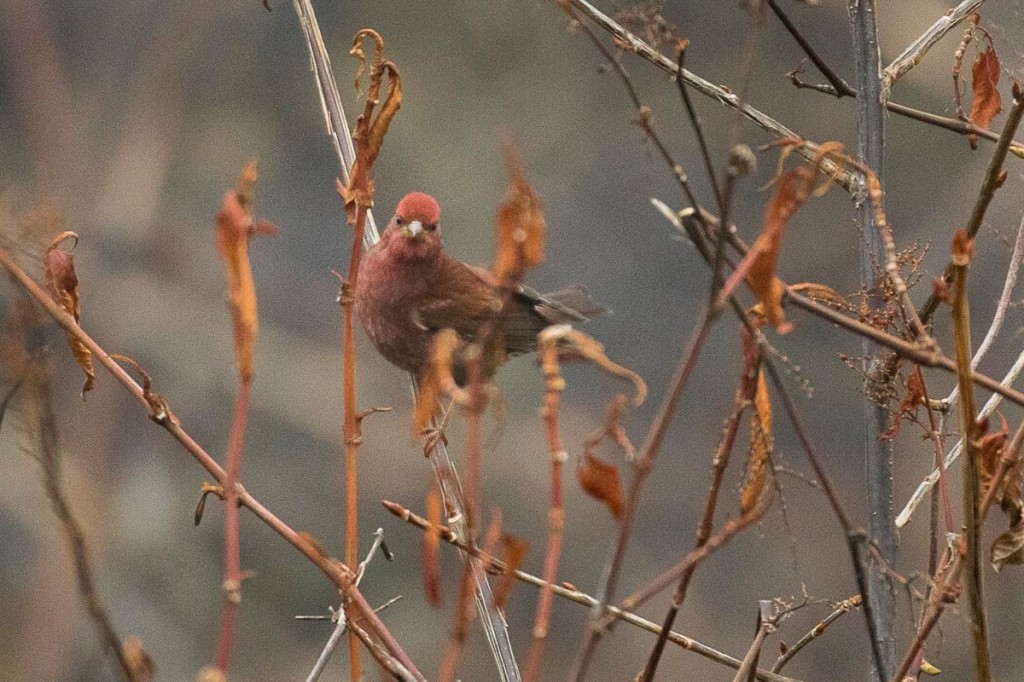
(881, 0, 986, 96)
(382, 500, 803, 682)
(305, 529, 393, 682)
(563, 0, 858, 191)
(790, 69, 1024, 155)
(732, 603, 775, 682)
(622, 483, 775, 612)
(765, 0, 856, 97)
(26, 362, 147, 682)
(214, 372, 251, 673)
(772, 595, 863, 673)
(915, 86, 1024, 328)
(638, 362, 757, 680)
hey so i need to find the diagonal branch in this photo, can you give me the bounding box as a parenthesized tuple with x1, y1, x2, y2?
(0, 245, 425, 681)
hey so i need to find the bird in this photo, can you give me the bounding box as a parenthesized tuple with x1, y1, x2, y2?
(355, 192, 603, 383)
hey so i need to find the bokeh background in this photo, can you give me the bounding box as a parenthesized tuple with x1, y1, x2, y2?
(4, 1, 1024, 679)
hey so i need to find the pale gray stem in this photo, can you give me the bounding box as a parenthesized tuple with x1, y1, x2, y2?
(881, 0, 986, 99)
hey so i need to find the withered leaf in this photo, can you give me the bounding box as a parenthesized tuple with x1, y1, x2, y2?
(741, 370, 772, 514)
(413, 329, 468, 435)
(492, 151, 545, 286)
(880, 365, 926, 441)
(494, 534, 529, 609)
(345, 29, 402, 223)
(746, 165, 816, 331)
(577, 451, 624, 520)
(44, 231, 94, 395)
(968, 46, 1002, 149)
(422, 486, 443, 607)
(540, 326, 647, 406)
(216, 161, 275, 381)
(991, 520, 1024, 571)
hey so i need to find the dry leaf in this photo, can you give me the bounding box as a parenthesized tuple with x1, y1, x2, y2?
(539, 325, 647, 406)
(43, 231, 94, 395)
(422, 486, 443, 607)
(577, 451, 624, 520)
(968, 46, 1002, 149)
(215, 160, 275, 381)
(345, 29, 403, 222)
(493, 151, 545, 286)
(413, 329, 469, 434)
(976, 415, 1008, 481)
(741, 370, 772, 514)
(494, 534, 529, 608)
(746, 165, 816, 331)
(991, 520, 1024, 571)
(880, 365, 926, 440)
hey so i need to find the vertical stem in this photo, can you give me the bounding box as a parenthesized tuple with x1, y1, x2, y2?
(525, 344, 567, 682)
(342, 207, 367, 680)
(951, 239, 993, 681)
(848, 2, 894, 679)
(215, 375, 252, 672)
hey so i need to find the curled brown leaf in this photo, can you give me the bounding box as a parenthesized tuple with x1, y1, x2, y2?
(44, 231, 94, 394)
(413, 329, 471, 434)
(538, 325, 647, 405)
(216, 160, 276, 381)
(968, 46, 1002, 149)
(493, 150, 545, 287)
(345, 29, 402, 222)
(577, 451, 624, 520)
(740, 370, 772, 514)
(494, 534, 529, 609)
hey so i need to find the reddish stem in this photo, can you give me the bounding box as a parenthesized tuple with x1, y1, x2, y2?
(525, 344, 567, 682)
(215, 374, 252, 672)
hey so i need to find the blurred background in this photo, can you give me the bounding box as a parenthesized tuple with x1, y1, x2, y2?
(3, 0, 1024, 679)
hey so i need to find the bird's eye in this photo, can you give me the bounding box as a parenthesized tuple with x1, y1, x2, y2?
(395, 216, 404, 226)
(425, 223, 438, 232)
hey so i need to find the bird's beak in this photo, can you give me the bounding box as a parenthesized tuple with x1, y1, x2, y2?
(402, 220, 424, 238)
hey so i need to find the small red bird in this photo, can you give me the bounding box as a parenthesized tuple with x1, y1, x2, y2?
(355, 192, 602, 382)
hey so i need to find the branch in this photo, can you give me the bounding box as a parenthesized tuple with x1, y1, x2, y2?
(848, 0, 894, 677)
(563, 0, 859, 191)
(25, 363, 150, 682)
(772, 595, 862, 673)
(382, 500, 803, 682)
(0, 246, 425, 680)
(881, 0, 987, 96)
(950, 230, 993, 680)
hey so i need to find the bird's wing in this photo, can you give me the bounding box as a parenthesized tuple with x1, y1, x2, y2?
(413, 256, 502, 340)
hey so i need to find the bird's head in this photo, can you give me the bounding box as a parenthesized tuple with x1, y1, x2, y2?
(383, 192, 442, 261)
